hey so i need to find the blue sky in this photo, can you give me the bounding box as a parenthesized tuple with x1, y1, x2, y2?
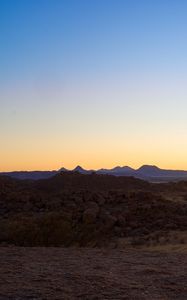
(1, 0, 187, 80)
(1, 0, 187, 170)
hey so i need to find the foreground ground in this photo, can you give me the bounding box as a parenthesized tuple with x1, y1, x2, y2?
(0, 247, 187, 300)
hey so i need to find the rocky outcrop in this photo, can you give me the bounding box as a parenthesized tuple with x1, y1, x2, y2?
(0, 173, 187, 247)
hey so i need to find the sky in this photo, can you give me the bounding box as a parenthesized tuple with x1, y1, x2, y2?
(1, 0, 187, 171)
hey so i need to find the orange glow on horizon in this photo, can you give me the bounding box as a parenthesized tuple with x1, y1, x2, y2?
(1, 153, 187, 172)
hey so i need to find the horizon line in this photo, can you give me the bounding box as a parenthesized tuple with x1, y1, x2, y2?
(1, 164, 187, 173)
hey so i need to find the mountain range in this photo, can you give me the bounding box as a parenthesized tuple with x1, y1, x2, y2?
(1, 164, 187, 182)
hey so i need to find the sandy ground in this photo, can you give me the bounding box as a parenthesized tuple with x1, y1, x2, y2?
(0, 247, 187, 300)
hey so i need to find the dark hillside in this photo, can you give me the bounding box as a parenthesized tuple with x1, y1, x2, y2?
(35, 171, 151, 192)
(0, 173, 187, 247)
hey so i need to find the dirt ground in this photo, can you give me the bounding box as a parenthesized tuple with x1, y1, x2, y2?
(0, 247, 187, 300)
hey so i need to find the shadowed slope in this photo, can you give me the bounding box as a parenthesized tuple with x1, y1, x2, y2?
(0, 172, 187, 247)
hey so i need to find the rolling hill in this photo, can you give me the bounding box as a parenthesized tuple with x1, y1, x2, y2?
(2, 164, 187, 182)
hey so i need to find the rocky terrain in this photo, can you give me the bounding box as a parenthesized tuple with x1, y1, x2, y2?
(0, 247, 187, 299)
(0, 172, 187, 247)
(0, 172, 187, 299)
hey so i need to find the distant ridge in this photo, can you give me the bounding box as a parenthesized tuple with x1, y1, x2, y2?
(73, 166, 93, 174)
(137, 165, 160, 172)
(1, 164, 187, 182)
(59, 167, 68, 172)
(98, 166, 135, 175)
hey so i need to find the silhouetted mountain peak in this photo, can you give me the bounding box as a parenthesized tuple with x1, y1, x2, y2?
(73, 166, 92, 174)
(138, 165, 160, 171)
(122, 166, 135, 171)
(59, 167, 68, 172)
(74, 165, 84, 171)
(99, 166, 134, 172)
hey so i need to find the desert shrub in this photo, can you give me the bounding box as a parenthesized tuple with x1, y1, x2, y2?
(131, 236, 146, 246)
(37, 213, 73, 246)
(0, 217, 39, 246)
(0, 213, 73, 246)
